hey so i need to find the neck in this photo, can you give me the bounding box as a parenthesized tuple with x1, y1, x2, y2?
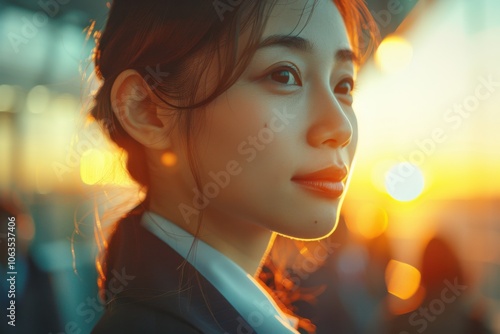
(146, 147, 276, 276)
(148, 183, 275, 277)
(201, 210, 277, 276)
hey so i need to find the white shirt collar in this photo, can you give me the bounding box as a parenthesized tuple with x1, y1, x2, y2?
(141, 211, 299, 333)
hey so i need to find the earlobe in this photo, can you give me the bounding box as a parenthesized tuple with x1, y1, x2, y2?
(110, 69, 171, 150)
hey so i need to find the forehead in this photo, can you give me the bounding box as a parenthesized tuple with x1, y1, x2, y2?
(262, 0, 351, 53)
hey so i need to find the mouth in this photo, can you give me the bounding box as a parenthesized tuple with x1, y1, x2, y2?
(291, 166, 348, 199)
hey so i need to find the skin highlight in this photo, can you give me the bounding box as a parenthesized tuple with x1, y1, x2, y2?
(110, 0, 358, 276)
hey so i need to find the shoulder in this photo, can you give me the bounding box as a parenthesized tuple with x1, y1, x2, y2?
(94, 206, 250, 333)
(92, 300, 202, 334)
(94, 206, 202, 333)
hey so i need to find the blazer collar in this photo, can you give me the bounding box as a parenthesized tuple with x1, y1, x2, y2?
(104, 207, 251, 333)
(141, 210, 299, 333)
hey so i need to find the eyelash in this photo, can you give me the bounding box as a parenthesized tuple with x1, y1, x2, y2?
(267, 65, 354, 93)
(335, 77, 355, 96)
(267, 64, 302, 86)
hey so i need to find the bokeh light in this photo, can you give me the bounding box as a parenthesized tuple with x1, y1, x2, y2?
(26, 85, 50, 114)
(345, 202, 389, 239)
(80, 148, 132, 186)
(80, 148, 109, 185)
(0, 85, 16, 112)
(385, 163, 425, 202)
(161, 151, 178, 167)
(385, 259, 421, 300)
(375, 35, 413, 73)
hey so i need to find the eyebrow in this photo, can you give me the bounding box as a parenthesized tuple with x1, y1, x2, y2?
(255, 34, 358, 64)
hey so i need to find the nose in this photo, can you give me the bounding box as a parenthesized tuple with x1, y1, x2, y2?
(306, 91, 355, 149)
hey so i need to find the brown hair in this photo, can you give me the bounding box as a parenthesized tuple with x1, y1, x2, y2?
(90, 1, 276, 189)
(89, 0, 377, 190)
(89, 0, 379, 328)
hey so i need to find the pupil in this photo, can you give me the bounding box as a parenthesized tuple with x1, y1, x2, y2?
(274, 71, 291, 84)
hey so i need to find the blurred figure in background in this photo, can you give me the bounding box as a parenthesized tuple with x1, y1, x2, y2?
(260, 216, 392, 334)
(0, 192, 62, 333)
(387, 236, 492, 334)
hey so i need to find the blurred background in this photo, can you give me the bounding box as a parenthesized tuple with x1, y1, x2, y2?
(0, 0, 499, 333)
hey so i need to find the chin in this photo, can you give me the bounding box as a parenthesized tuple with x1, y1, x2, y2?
(279, 215, 340, 241)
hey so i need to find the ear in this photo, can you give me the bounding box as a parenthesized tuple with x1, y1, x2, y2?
(110, 69, 171, 150)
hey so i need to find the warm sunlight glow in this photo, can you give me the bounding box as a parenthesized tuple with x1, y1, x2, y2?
(385, 163, 425, 202)
(385, 260, 421, 300)
(80, 148, 133, 186)
(375, 35, 413, 73)
(161, 151, 178, 167)
(345, 202, 389, 239)
(0, 85, 16, 112)
(80, 148, 109, 185)
(27, 85, 50, 114)
(387, 285, 426, 315)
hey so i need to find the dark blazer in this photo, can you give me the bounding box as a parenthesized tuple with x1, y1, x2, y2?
(91, 206, 254, 334)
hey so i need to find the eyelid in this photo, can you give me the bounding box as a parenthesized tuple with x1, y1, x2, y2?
(265, 62, 302, 86)
(336, 76, 355, 93)
(334, 76, 355, 107)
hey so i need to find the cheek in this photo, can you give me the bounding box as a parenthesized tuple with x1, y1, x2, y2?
(195, 91, 277, 173)
(348, 113, 359, 156)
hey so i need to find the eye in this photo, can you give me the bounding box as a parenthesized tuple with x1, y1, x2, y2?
(268, 65, 302, 86)
(335, 77, 355, 95)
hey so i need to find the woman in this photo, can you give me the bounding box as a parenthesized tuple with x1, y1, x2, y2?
(90, 0, 377, 332)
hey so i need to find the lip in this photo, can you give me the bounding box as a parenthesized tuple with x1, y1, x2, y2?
(291, 166, 348, 199)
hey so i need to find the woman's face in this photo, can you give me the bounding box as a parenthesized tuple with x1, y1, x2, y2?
(171, 0, 357, 239)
